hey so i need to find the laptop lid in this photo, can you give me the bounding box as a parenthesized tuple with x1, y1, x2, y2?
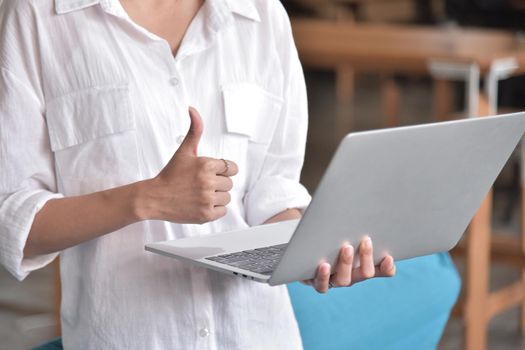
(269, 112, 525, 285)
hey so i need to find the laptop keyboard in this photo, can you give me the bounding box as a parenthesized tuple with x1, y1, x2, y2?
(205, 243, 288, 275)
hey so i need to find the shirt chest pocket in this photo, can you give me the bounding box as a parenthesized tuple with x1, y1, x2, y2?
(221, 83, 283, 193)
(46, 85, 140, 194)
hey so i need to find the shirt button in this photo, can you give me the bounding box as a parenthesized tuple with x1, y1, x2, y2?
(199, 327, 209, 338)
(176, 135, 185, 144)
(169, 77, 179, 86)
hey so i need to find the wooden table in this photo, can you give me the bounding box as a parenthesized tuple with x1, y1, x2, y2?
(291, 18, 525, 350)
(292, 19, 525, 126)
(290, 0, 420, 23)
(292, 19, 525, 70)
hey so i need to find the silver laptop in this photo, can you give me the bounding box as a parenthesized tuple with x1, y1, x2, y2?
(146, 112, 525, 286)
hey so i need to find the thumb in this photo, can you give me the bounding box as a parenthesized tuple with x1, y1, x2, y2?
(177, 107, 203, 156)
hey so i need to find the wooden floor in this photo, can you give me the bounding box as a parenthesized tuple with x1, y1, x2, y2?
(1, 70, 524, 349)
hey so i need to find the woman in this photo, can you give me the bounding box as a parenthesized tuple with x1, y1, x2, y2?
(0, 0, 396, 348)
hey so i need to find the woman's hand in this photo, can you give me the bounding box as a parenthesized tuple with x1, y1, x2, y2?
(302, 237, 396, 293)
(25, 107, 238, 257)
(136, 107, 238, 224)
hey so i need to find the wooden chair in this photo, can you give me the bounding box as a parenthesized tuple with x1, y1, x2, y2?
(449, 93, 525, 349)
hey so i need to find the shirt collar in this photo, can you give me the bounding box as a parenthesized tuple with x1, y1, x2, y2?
(225, 0, 261, 22)
(55, 0, 261, 22)
(55, 0, 100, 14)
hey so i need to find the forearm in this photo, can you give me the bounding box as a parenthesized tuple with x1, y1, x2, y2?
(264, 208, 302, 224)
(24, 180, 149, 258)
(25, 188, 302, 258)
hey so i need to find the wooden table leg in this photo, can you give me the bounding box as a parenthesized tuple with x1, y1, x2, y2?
(464, 192, 492, 350)
(381, 75, 401, 127)
(335, 64, 355, 141)
(464, 93, 491, 350)
(432, 79, 454, 122)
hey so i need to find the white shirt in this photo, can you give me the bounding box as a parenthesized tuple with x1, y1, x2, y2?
(0, 0, 311, 348)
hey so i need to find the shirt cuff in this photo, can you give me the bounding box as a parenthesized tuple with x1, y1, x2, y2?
(0, 189, 63, 281)
(244, 176, 311, 226)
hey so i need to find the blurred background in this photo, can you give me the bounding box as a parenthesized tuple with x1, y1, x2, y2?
(4, 0, 525, 349)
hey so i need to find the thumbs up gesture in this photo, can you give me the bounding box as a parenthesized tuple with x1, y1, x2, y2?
(141, 107, 238, 224)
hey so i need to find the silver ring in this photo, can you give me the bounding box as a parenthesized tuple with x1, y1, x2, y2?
(328, 281, 335, 289)
(221, 159, 230, 174)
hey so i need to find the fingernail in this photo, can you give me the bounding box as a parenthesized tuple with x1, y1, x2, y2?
(322, 263, 331, 275)
(363, 237, 372, 249)
(344, 245, 354, 259)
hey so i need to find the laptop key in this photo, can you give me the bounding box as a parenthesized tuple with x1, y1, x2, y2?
(205, 243, 288, 275)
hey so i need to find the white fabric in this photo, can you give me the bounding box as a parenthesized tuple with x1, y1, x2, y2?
(0, 0, 311, 348)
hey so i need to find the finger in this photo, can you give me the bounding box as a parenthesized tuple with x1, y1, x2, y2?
(359, 237, 375, 279)
(200, 158, 239, 177)
(332, 245, 354, 287)
(211, 206, 227, 220)
(214, 191, 231, 207)
(215, 176, 233, 192)
(217, 159, 239, 177)
(313, 263, 331, 294)
(378, 255, 396, 277)
(351, 256, 396, 283)
(177, 107, 203, 156)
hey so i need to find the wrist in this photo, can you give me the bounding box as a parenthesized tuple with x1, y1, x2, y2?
(128, 179, 157, 222)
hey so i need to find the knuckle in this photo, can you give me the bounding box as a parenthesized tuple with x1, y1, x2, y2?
(361, 268, 375, 280)
(202, 159, 216, 172)
(334, 276, 350, 287)
(196, 191, 211, 206)
(196, 173, 209, 187)
(198, 207, 214, 223)
(203, 192, 215, 205)
(216, 207, 227, 218)
(204, 180, 216, 192)
(196, 157, 206, 167)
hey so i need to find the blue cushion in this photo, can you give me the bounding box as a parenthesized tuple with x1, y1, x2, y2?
(30, 338, 63, 350)
(287, 253, 460, 350)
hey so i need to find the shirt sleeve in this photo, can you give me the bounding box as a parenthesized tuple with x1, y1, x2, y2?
(243, 5, 311, 226)
(0, 68, 63, 281)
